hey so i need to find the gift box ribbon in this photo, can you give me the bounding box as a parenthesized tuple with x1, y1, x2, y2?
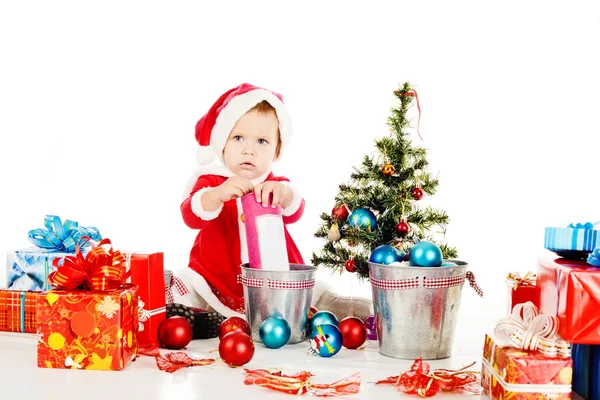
(28, 215, 101, 252)
(506, 271, 536, 290)
(47, 237, 126, 291)
(494, 302, 570, 357)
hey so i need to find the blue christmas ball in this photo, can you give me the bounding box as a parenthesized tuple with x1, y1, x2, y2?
(409, 241, 443, 267)
(259, 316, 291, 349)
(348, 208, 377, 232)
(369, 245, 404, 265)
(441, 261, 458, 267)
(310, 323, 343, 357)
(309, 310, 338, 334)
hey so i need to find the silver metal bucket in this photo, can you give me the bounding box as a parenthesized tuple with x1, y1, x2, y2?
(239, 263, 316, 344)
(369, 260, 469, 360)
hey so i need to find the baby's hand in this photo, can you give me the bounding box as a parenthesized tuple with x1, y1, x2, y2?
(254, 181, 293, 208)
(218, 176, 254, 202)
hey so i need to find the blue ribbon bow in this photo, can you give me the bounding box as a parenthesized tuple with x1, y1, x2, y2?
(27, 215, 102, 252)
(568, 221, 600, 229)
(588, 248, 600, 267)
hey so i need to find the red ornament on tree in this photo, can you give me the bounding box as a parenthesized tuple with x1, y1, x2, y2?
(331, 204, 350, 221)
(344, 259, 356, 273)
(218, 316, 251, 340)
(158, 317, 193, 350)
(412, 187, 423, 200)
(396, 220, 409, 236)
(219, 331, 255, 367)
(338, 317, 367, 349)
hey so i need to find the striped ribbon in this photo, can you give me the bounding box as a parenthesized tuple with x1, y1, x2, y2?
(369, 271, 483, 297)
(237, 275, 315, 290)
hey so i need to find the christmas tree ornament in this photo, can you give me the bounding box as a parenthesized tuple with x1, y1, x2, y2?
(331, 204, 350, 221)
(259, 316, 291, 349)
(369, 245, 404, 265)
(396, 220, 409, 236)
(328, 223, 341, 241)
(344, 259, 356, 273)
(441, 261, 458, 267)
(409, 241, 443, 267)
(218, 330, 255, 367)
(218, 316, 251, 340)
(348, 208, 377, 232)
(338, 317, 368, 349)
(412, 187, 424, 200)
(308, 306, 319, 320)
(381, 163, 395, 176)
(309, 310, 339, 334)
(158, 317, 193, 350)
(310, 324, 343, 357)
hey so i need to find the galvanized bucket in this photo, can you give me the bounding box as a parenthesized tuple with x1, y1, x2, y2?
(369, 260, 481, 360)
(239, 263, 316, 344)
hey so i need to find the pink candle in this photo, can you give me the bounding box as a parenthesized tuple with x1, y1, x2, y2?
(241, 193, 290, 270)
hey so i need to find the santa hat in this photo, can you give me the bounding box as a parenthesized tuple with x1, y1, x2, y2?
(195, 83, 293, 165)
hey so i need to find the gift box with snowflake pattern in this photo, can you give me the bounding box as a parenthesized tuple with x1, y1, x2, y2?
(36, 284, 139, 370)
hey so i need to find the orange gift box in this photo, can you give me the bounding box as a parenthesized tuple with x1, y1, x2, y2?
(36, 284, 139, 370)
(0, 290, 38, 333)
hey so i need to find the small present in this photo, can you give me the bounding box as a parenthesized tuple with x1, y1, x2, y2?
(0, 290, 39, 333)
(36, 238, 138, 371)
(545, 222, 600, 259)
(481, 303, 572, 400)
(506, 271, 540, 314)
(538, 256, 600, 343)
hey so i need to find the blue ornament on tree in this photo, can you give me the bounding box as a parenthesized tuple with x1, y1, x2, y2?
(369, 245, 404, 265)
(348, 208, 377, 232)
(409, 241, 443, 267)
(259, 316, 291, 349)
(309, 323, 343, 357)
(308, 311, 338, 335)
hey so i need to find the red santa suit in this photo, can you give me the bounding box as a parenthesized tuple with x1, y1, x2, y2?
(177, 83, 306, 318)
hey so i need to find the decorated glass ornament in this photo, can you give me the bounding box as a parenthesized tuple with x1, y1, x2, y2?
(396, 220, 409, 235)
(309, 310, 339, 334)
(328, 223, 341, 241)
(412, 187, 424, 200)
(331, 204, 350, 221)
(409, 241, 443, 267)
(259, 316, 291, 349)
(309, 324, 343, 357)
(381, 163, 395, 176)
(218, 330, 254, 367)
(158, 317, 193, 350)
(308, 306, 319, 320)
(338, 317, 367, 349)
(348, 208, 377, 232)
(369, 245, 404, 265)
(218, 316, 251, 340)
(344, 259, 356, 273)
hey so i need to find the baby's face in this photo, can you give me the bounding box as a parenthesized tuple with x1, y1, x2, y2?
(223, 109, 280, 180)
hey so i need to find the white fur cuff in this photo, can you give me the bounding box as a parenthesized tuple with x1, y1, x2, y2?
(280, 181, 302, 217)
(191, 187, 223, 221)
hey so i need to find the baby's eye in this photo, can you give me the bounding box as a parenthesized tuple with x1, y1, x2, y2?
(233, 135, 243, 142)
(258, 139, 269, 145)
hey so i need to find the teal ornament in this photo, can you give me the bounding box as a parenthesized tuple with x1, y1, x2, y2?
(409, 241, 443, 267)
(259, 316, 291, 349)
(348, 208, 377, 232)
(309, 311, 338, 334)
(369, 245, 404, 265)
(441, 261, 458, 267)
(310, 323, 343, 357)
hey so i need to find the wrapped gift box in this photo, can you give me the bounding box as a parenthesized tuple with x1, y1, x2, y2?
(482, 334, 572, 399)
(0, 290, 38, 333)
(36, 284, 139, 370)
(506, 272, 540, 314)
(545, 225, 600, 259)
(538, 256, 600, 343)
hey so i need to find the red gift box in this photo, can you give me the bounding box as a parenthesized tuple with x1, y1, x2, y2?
(506, 272, 540, 314)
(124, 252, 165, 347)
(481, 334, 572, 399)
(538, 256, 600, 344)
(0, 290, 38, 333)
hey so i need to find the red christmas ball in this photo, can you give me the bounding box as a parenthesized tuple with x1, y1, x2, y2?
(344, 259, 356, 273)
(331, 205, 350, 221)
(158, 317, 193, 350)
(338, 317, 368, 349)
(412, 187, 424, 200)
(308, 306, 319, 320)
(218, 331, 255, 367)
(396, 220, 409, 235)
(218, 316, 251, 340)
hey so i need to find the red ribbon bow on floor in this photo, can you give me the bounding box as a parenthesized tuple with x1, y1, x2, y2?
(48, 237, 126, 291)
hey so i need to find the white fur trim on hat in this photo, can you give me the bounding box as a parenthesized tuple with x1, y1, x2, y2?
(196, 146, 216, 165)
(210, 89, 293, 165)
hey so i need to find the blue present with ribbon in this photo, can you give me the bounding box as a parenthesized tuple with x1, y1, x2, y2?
(544, 221, 600, 260)
(5, 215, 101, 291)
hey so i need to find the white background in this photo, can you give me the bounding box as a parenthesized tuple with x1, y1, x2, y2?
(1, 1, 600, 322)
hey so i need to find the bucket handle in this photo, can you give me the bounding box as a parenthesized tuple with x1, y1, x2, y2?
(237, 275, 316, 290)
(369, 271, 483, 297)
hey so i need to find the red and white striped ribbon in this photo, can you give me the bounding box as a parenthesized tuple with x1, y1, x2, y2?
(370, 271, 483, 297)
(237, 275, 315, 290)
(370, 276, 419, 290)
(165, 276, 190, 304)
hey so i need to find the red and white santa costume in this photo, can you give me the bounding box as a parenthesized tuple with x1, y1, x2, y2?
(177, 83, 312, 319)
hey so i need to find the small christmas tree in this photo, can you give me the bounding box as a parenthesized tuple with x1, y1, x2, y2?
(312, 82, 458, 280)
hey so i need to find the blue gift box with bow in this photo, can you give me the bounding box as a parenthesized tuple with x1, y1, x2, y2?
(6, 215, 101, 291)
(544, 222, 600, 259)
